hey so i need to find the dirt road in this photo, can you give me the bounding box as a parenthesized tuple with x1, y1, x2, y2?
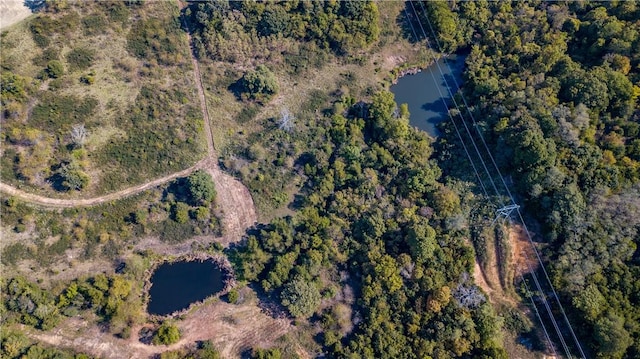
(0, 0, 32, 30)
(0, 0, 256, 239)
(0, 160, 206, 208)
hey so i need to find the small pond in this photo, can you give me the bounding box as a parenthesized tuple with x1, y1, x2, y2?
(147, 260, 226, 316)
(390, 54, 466, 137)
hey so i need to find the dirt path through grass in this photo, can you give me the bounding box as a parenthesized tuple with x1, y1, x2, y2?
(0, 160, 205, 208)
(0, 0, 256, 241)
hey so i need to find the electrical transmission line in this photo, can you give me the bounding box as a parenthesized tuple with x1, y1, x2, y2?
(413, 2, 587, 358)
(405, 2, 588, 358)
(401, 7, 490, 199)
(402, 4, 565, 356)
(401, 3, 559, 356)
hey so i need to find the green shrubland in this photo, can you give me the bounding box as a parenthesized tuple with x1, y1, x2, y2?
(0, 0, 203, 196)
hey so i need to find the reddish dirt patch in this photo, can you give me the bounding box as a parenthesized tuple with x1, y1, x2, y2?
(509, 224, 539, 278)
(473, 260, 495, 298)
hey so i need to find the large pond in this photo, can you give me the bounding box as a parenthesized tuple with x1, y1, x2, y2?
(148, 260, 226, 316)
(390, 54, 466, 137)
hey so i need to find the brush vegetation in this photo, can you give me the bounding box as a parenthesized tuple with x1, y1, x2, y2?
(1, 1, 205, 196)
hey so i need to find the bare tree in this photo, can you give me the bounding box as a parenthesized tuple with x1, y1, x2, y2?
(278, 107, 295, 132)
(70, 124, 88, 148)
(453, 273, 486, 308)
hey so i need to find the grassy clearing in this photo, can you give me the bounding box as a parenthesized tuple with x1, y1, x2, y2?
(0, 174, 222, 283)
(0, 1, 205, 197)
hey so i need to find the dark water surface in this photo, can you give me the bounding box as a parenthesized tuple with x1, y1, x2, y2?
(390, 55, 466, 137)
(148, 260, 225, 316)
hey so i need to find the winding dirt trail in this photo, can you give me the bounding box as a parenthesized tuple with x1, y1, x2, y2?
(0, 0, 256, 240)
(0, 160, 205, 208)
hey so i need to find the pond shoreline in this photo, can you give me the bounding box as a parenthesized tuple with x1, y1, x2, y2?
(390, 54, 466, 138)
(143, 253, 236, 319)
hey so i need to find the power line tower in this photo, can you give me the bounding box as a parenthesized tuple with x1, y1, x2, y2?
(493, 204, 520, 224)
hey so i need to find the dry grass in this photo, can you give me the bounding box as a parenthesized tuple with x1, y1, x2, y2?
(22, 287, 300, 359)
(0, 18, 41, 79)
(1, 1, 204, 197)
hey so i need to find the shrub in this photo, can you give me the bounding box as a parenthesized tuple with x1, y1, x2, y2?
(46, 60, 64, 78)
(80, 72, 95, 85)
(227, 289, 239, 304)
(127, 17, 183, 66)
(31, 93, 97, 134)
(251, 348, 282, 359)
(32, 47, 60, 67)
(186, 170, 216, 205)
(235, 104, 260, 124)
(280, 277, 321, 318)
(192, 206, 210, 222)
(56, 162, 89, 191)
(152, 322, 181, 345)
(172, 202, 190, 224)
(66, 47, 95, 71)
(241, 65, 278, 101)
(1, 243, 33, 266)
(82, 14, 106, 35)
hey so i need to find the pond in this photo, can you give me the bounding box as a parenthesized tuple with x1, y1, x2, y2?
(147, 260, 226, 316)
(390, 54, 466, 137)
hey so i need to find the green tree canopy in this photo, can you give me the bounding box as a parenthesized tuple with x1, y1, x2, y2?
(152, 322, 181, 346)
(280, 277, 321, 318)
(594, 312, 633, 359)
(186, 170, 216, 206)
(241, 65, 279, 102)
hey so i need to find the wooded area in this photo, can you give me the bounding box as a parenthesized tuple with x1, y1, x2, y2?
(1, 1, 639, 358)
(427, 1, 639, 358)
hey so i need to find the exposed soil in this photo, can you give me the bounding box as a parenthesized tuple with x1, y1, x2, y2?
(471, 223, 553, 359)
(509, 224, 539, 278)
(0, 0, 32, 30)
(473, 260, 495, 298)
(27, 294, 292, 359)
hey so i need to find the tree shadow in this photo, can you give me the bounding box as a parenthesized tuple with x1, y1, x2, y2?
(421, 98, 449, 118)
(163, 177, 190, 203)
(227, 79, 245, 102)
(23, 0, 46, 12)
(395, 1, 425, 44)
(288, 194, 307, 212)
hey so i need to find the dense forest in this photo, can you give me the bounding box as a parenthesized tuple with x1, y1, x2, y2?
(417, 1, 640, 358)
(229, 90, 506, 357)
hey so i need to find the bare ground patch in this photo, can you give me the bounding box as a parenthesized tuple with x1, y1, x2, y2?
(26, 290, 294, 359)
(0, 0, 33, 31)
(509, 224, 539, 278)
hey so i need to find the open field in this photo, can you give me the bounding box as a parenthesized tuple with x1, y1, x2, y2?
(1, 1, 205, 197)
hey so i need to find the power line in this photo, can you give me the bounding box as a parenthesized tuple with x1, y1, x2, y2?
(412, 1, 587, 357)
(402, 2, 558, 354)
(405, 2, 577, 358)
(406, 1, 505, 205)
(516, 209, 588, 359)
(518, 270, 558, 358)
(402, 6, 490, 199)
